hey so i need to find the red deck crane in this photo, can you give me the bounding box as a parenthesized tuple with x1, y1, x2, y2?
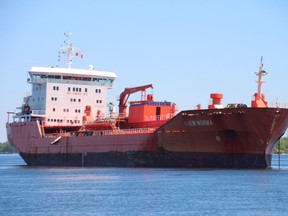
(118, 84, 153, 118)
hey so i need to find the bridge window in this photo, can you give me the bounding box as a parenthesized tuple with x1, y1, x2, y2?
(82, 77, 91, 81)
(32, 74, 41, 79)
(63, 76, 72, 80)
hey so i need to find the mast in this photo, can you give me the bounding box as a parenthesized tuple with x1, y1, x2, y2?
(61, 32, 79, 69)
(255, 56, 268, 95)
(251, 56, 268, 108)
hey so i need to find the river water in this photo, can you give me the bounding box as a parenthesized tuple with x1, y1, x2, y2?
(1, 154, 288, 216)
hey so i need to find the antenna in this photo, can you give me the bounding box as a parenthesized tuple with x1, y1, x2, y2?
(60, 32, 80, 69)
(255, 56, 268, 95)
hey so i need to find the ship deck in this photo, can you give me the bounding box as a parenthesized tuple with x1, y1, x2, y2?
(44, 127, 157, 139)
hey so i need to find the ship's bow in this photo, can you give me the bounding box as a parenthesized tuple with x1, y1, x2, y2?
(156, 107, 288, 168)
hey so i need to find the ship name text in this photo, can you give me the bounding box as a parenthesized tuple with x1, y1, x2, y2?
(185, 119, 213, 127)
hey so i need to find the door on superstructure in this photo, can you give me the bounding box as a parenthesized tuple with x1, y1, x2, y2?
(156, 107, 161, 120)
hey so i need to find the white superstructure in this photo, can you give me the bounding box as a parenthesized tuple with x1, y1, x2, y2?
(27, 66, 116, 127)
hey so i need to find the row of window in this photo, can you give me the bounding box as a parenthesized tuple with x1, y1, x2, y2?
(70, 98, 81, 102)
(35, 97, 101, 104)
(51, 97, 102, 104)
(63, 76, 91, 81)
(67, 87, 102, 93)
(53, 108, 82, 113)
(55, 86, 99, 93)
(51, 97, 81, 102)
(32, 73, 114, 85)
(47, 118, 81, 124)
(33, 74, 61, 79)
(36, 85, 102, 94)
(68, 87, 87, 92)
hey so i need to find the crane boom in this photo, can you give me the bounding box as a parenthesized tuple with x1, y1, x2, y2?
(118, 84, 153, 118)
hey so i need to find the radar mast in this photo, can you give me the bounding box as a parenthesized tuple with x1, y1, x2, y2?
(251, 56, 268, 108)
(255, 56, 268, 95)
(61, 32, 79, 69)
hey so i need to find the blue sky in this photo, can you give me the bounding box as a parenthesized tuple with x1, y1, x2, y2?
(0, 0, 288, 142)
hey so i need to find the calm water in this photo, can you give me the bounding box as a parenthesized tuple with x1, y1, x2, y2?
(1, 154, 288, 216)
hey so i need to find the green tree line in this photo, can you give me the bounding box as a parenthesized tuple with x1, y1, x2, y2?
(1, 136, 288, 154)
(274, 135, 288, 154)
(0, 141, 17, 153)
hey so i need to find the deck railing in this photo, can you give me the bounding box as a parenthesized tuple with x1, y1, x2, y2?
(45, 127, 156, 138)
(269, 101, 288, 109)
(144, 113, 175, 121)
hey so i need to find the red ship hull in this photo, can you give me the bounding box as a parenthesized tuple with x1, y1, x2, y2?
(6, 107, 288, 168)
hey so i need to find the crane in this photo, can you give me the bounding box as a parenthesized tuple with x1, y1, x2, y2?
(118, 84, 153, 118)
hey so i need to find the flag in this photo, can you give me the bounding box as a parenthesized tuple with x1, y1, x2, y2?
(75, 52, 84, 58)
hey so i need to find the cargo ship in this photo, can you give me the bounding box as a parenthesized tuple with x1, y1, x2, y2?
(6, 34, 288, 168)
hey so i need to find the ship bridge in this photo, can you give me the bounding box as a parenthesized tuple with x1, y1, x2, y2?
(24, 66, 117, 128)
(28, 67, 116, 88)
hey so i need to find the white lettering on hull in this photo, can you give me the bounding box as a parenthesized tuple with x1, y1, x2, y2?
(185, 120, 213, 127)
